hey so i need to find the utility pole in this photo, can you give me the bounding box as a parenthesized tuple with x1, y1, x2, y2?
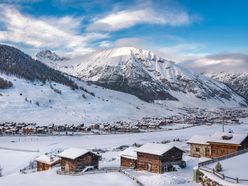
(222, 115, 225, 132)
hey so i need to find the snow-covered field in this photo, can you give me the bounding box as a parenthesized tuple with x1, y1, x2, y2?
(0, 73, 178, 125)
(0, 124, 247, 186)
(0, 171, 137, 186)
(207, 152, 248, 178)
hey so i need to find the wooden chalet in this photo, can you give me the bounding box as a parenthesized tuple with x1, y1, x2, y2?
(187, 135, 210, 158)
(36, 154, 60, 171)
(58, 148, 100, 173)
(136, 143, 184, 173)
(120, 143, 184, 173)
(120, 147, 137, 169)
(187, 132, 248, 158)
(208, 132, 248, 158)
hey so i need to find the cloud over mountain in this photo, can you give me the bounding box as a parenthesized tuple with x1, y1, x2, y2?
(181, 53, 248, 73)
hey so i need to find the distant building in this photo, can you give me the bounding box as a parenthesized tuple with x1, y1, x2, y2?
(36, 154, 60, 171)
(187, 132, 248, 158)
(58, 148, 100, 173)
(120, 143, 184, 173)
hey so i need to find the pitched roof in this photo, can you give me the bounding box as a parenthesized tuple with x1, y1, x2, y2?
(120, 147, 137, 160)
(207, 132, 247, 145)
(35, 154, 60, 165)
(187, 135, 210, 145)
(135, 143, 183, 156)
(58, 148, 91, 160)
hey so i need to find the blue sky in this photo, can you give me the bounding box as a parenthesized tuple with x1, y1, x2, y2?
(0, 0, 248, 72)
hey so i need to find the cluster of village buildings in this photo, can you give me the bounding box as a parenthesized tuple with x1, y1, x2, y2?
(34, 131, 248, 175)
(35, 143, 185, 174)
(32, 130, 248, 186)
(1, 108, 248, 136)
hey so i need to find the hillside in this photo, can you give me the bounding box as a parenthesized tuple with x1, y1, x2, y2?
(0, 73, 180, 125)
(0, 45, 77, 89)
(206, 72, 248, 101)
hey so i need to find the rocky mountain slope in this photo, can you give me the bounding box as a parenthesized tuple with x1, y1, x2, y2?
(36, 50, 69, 62)
(51, 47, 247, 106)
(0, 45, 77, 89)
(206, 72, 248, 101)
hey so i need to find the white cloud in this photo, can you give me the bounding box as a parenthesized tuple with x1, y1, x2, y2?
(156, 43, 207, 62)
(0, 6, 108, 55)
(114, 37, 146, 48)
(87, 7, 193, 32)
(182, 53, 248, 73)
(98, 40, 113, 48)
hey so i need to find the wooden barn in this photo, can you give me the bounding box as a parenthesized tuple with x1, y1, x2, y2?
(58, 148, 100, 173)
(208, 132, 248, 158)
(36, 154, 60, 172)
(187, 132, 248, 158)
(120, 147, 137, 169)
(135, 143, 184, 173)
(187, 135, 210, 158)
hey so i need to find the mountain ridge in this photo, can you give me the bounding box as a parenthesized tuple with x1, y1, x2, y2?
(205, 71, 248, 101)
(62, 47, 247, 105)
(0, 44, 78, 90)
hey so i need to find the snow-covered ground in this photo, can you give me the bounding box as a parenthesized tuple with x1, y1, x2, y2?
(207, 152, 248, 178)
(0, 170, 137, 186)
(1, 72, 247, 126)
(0, 124, 247, 186)
(0, 73, 178, 125)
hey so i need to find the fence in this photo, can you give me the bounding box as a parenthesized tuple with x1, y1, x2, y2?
(198, 148, 248, 167)
(56, 167, 120, 176)
(198, 166, 248, 184)
(56, 167, 144, 186)
(198, 148, 248, 184)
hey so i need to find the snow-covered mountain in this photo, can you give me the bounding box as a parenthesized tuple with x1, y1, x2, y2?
(0, 45, 247, 125)
(206, 72, 248, 101)
(0, 44, 180, 125)
(50, 47, 247, 106)
(36, 50, 69, 62)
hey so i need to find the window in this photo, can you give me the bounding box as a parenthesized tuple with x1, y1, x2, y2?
(195, 147, 200, 152)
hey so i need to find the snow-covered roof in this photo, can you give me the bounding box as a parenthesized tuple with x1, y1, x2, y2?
(35, 154, 60, 165)
(136, 143, 182, 156)
(58, 148, 91, 160)
(120, 147, 137, 160)
(207, 132, 247, 145)
(187, 135, 210, 145)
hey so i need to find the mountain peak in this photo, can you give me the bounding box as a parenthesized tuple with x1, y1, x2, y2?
(36, 50, 69, 61)
(95, 47, 156, 58)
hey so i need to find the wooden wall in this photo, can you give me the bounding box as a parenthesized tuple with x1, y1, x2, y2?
(136, 147, 184, 173)
(189, 144, 211, 158)
(120, 157, 136, 168)
(136, 152, 161, 173)
(161, 147, 183, 162)
(37, 162, 52, 172)
(210, 143, 239, 158)
(61, 152, 99, 173)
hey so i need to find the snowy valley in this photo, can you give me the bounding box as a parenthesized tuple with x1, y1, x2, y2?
(0, 45, 248, 186)
(0, 45, 247, 125)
